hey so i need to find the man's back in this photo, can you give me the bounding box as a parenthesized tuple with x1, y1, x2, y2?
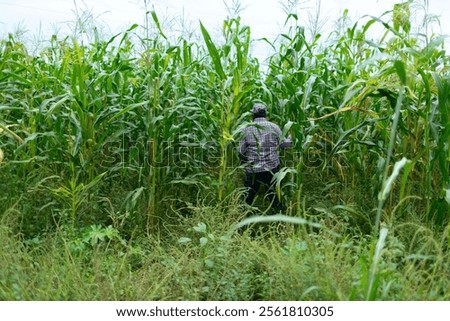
(239, 117, 290, 173)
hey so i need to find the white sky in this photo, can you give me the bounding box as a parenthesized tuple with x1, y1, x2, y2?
(0, 0, 448, 61)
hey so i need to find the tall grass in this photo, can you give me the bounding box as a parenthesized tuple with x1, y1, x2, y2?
(1, 195, 448, 300)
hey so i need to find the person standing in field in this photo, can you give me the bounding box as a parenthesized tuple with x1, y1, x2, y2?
(238, 102, 292, 213)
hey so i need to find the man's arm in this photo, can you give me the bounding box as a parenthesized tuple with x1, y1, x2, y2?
(273, 123, 292, 149)
(280, 134, 292, 149)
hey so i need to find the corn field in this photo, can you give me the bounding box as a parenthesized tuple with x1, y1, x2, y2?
(0, 1, 449, 300)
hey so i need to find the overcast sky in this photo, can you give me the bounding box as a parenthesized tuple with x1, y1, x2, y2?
(0, 0, 448, 61)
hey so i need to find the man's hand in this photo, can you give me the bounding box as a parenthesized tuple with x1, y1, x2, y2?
(280, 135, 292, 149)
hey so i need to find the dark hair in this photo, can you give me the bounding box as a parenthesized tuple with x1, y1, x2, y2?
(253, 110, 266, 118)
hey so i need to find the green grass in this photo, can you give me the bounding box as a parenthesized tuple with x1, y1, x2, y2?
(1, 192, 449, 300)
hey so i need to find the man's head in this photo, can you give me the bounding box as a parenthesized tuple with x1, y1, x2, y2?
(251, 102, 267, 118)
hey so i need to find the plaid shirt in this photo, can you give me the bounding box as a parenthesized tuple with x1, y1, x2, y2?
(239, 117, 292, 173)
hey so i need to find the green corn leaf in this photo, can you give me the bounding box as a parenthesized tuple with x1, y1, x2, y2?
(281, 120, 294, 138)
(200, 22, 226, 80)
(394, 60, 407, 85)
(379, 157, 411, 202)
(229, 215, 322, 236)
(150, 11, 167, 40)
(366, 227, 388, 300)
(273, 167, 296, 200)
(45, 95, 71, 120)
(0, 122, 24, 143)
(432, 73, 450, 185)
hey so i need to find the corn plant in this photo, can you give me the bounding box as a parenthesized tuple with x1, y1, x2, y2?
(264, 1, 449, 229)
(0, 1, 448, 237)
(199, 17, 261, 202)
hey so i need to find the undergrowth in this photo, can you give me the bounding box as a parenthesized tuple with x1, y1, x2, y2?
(1, 190, 448, 301)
